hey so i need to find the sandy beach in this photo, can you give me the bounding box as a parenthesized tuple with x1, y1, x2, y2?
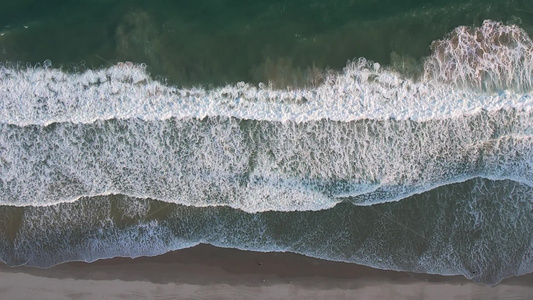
(1, 244, 532, 300)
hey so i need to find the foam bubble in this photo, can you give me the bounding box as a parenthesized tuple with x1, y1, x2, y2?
(0, 21, 532, 212)
(0, 111, 531, 212)
(424, 20, 533, 91)
(0, 53, 532, 127)
(1, 178, 531, 285)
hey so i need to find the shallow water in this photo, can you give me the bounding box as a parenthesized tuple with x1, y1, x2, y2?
(0, 179, 532, 285)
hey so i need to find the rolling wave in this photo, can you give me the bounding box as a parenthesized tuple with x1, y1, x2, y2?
(1, 21, 533, 128)
(0, 21, 531, 212)
(0, 57, 531, 128)
(0, 20, 532, 286)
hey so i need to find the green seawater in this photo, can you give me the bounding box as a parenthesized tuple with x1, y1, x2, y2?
(1, 0, 533, 286)
(1, 0, 533, 86)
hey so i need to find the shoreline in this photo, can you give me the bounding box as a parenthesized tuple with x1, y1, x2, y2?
(1, 244, 532, 299)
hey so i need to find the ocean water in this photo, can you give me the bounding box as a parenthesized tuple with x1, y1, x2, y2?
(0, 0, 532, 285)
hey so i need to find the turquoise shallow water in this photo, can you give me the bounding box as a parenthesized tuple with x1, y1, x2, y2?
(0, 0, 532, 285)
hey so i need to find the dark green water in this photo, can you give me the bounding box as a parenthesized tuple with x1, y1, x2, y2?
(1, 0, 533, 86)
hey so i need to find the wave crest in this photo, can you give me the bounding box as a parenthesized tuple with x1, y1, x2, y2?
(0, 21, 532, 212)
(424, 20, 533, 91)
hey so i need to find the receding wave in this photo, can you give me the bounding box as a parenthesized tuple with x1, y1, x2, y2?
(0, 21, 532, 212)
(0, 178, 531, 285)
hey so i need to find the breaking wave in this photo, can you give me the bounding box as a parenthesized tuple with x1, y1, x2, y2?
(0, 21, 532, 212)
(0, 20, 532, 285)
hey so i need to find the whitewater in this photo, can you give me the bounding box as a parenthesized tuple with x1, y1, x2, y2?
(0, 20, 532, 211)
(0, 20, 532, 285)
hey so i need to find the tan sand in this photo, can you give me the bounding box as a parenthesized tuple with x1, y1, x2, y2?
(0, 244, 532, 300)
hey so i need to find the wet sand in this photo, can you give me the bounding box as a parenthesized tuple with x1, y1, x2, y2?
(0, 244, 532, 300)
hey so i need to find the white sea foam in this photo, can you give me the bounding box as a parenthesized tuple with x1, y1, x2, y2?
(0, 112, 531, 211)
(1, 37, 533, 127)
(1, 21, 532, 128)
(3, 179, 532, 284)
(424, 20, 533, 91)
(0, 21, 532, 212)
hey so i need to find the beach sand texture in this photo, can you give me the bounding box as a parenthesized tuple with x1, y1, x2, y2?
(1, 244, 532, 300)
